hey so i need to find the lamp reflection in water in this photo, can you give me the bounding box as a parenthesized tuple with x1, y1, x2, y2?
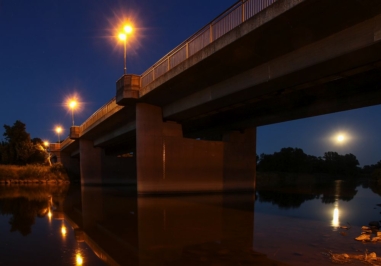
(47, 196, 52, 222)
(331, 180, 342, 230)
(61, 222, 67, 238)
(76, 251, 83, 265)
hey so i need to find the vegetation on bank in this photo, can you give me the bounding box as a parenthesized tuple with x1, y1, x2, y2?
(0, 120, 49, 165)
(0, 120, 69, 183)
(257, 147, 381, 181)
(0, 163, 69, 183)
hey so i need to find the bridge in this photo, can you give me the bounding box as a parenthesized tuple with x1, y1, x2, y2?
(52, 0, 381, 193)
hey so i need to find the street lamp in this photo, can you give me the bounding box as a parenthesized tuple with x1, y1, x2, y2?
(69, 100, 77, 126)
(43, 141, 52, 166)
(118, 24, 133, 75)
(43, 141, 49, 148)
(55, 126, 62, 143)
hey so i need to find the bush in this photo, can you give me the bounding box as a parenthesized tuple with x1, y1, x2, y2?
(0, 164, 69, 181)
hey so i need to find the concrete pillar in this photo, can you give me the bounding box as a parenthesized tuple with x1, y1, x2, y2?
(136, 103, 165, 193)
(223, 128, 257, 191)
(59, 151, 80, 179)
(135, 103, 257, 194)
(79, 139, 104, 185)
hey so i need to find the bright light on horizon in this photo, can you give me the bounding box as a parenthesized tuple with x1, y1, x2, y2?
(336, 134, 345, 143)
(328, 130, 355, 146)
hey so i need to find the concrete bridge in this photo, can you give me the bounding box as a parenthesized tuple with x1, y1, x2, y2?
(52, 0, 381, 193)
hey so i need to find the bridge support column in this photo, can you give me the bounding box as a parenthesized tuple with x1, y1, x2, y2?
(60, 151, 80, 179)
(223, 129, 256, 191)
(136, 103, 256, 194)
(79, 139, 105, 185)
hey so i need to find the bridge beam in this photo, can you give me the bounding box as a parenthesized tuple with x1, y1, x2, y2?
(136, 103, 256, 194)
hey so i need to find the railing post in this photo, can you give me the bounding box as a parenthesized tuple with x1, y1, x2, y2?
(210, 24, 213, 43)
(242, 0, 245, 22)
(186, 42, 189, 58)
(168, 57, 170, 71)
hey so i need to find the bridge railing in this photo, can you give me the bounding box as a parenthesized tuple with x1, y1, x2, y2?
(80, 97, 120, 133)
(60, 137, 74, 150)
(141, 0, 277, 88)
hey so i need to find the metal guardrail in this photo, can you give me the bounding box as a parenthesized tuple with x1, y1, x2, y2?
(80, 97, 121, 133)
(74, 0, 277, 139)
(140, 0, 277, 88)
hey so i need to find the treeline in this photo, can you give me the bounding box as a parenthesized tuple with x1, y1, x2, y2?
(257, 147, 381, 178)
(0, 120, 48, 165)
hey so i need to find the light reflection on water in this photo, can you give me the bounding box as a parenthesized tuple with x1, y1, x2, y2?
(0, 178, 380, 266)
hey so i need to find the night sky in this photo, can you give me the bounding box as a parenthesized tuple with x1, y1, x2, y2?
(1, 0, 380, 166)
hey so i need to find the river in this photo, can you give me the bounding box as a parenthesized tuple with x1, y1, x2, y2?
(0, 175, 380, 265)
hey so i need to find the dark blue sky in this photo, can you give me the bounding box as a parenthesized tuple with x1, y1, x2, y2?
(0, 0, 380, 166)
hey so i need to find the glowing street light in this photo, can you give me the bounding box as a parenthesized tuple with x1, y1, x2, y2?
(55, 126, 63, 143)
(118, 24, 133, 74)
(43, 141, 49, 148)
(68, 100, 78, 126)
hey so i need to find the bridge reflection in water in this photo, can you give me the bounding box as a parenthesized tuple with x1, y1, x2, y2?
(61, 176, 371, 266)
(62, 185, 293, 266)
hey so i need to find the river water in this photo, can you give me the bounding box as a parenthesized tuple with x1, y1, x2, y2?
(0, 176, 380, 265)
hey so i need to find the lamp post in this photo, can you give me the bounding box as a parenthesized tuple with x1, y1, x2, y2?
(118, 24, 133, 75)
(69, 100, 77, 126)
(55, 126, 62, 143)
(43, 141, 52, 166)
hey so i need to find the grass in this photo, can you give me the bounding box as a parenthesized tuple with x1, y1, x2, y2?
(0, 163, 69, 182)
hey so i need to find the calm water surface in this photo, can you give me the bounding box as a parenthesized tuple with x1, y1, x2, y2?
(0, 177, 380, 265)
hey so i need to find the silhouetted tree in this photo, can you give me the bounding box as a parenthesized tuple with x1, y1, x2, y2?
(257, 147, 360, 176)
(323, 151, 359, 176)
(1, 120, 47, 165)
(257, 147, 321, 173)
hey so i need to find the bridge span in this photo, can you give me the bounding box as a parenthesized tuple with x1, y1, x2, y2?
(53, 0, 381, 193)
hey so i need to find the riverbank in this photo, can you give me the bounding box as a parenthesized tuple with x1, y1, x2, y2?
(0, 164, 70, 185)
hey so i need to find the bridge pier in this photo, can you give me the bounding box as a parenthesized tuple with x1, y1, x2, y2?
(49, 143, 80, 179)
(80, 139, 105, 185)
(136, 103, 256, 194)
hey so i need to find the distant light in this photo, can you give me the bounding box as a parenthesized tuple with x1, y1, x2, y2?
(337, 135, 345, 142)
(330, 131, 352, 146)
(43, 141, 49, 147)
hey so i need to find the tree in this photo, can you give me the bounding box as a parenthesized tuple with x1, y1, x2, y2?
(257, 147, 320, 173)
(1, 120, 47, 165)
(322, 151, 359, 176)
